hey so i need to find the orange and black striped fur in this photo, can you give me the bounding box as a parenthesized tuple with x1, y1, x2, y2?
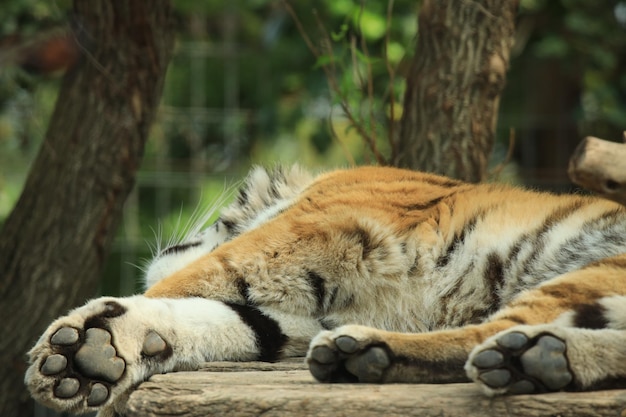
(26, 165, 626, 416)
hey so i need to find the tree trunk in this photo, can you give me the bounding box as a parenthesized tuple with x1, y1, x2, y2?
(0, 2, 174, 416)
(394, 0, 518, 182)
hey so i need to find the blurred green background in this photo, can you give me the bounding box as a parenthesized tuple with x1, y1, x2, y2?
(1, 0, 625, 298)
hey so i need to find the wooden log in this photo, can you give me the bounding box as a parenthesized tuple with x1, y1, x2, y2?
(125, 361, 626, 417)
(568, 135, 626, 205)
(123, 136, 626, 416)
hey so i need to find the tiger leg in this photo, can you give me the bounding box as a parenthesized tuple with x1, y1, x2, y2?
(25, 295, 321, 416)
(466, 295, 626, 395)
(307, 321, 510, 384)
(307, 257, 626, 385)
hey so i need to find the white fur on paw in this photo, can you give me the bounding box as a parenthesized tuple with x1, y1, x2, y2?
(24, 297, 171, 413)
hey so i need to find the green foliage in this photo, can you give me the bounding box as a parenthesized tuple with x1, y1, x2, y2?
(0, 0, 69, 35)
(283, 0, 416, 164)
(514, 0, 626, 139)
(0, 0, 68, 224)
(533, 35, 569, 58)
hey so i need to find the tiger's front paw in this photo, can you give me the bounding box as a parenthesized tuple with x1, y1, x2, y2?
(307, 325, 392, 383)
(25, 297, 172, 415)
(466, 326, 573, 396)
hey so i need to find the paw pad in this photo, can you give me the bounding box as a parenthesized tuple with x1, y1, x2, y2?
(51, 327, 79, 345)
(142, 330, 168, 356)
(335, 336, 359, 354)
(344, 346, 390, 383)
(87, 383, 109, 406)
(308, 333, 391, 383)
(310, 346, 336, 365)
(496, 331, 528, 351)
(75, 328, 126, 382)
(472, 350, 503, 368)
(520, 335, 571, 390)
(41, 354, 67, 375)
(54, 378, 79, 398)
(470, 331, 573, 394)
(478, 368, 511, 388)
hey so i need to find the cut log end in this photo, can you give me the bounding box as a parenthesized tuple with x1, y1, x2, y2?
(568, 135, 626, 206)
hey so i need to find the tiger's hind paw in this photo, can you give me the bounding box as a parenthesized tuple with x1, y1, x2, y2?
(466, 328, 573, 395)
(307, 325, 392, 383)
(25, 297, 172, 414)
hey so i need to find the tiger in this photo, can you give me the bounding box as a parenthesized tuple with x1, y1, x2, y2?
(25, 164, 626, 417)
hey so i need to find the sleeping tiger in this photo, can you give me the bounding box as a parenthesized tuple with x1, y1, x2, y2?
(25, 165, 626, 416)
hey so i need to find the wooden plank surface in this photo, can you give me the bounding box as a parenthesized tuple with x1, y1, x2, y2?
(126, 360, 626, 417)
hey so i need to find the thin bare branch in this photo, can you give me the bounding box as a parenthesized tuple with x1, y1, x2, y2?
(283, 0, 386, 165)
(282, 1, 321, 57)
(350, 35, 364, 89)
(489, 128, 516, 179)
(384, 0, 397, 160)
(346, 3, 384, 165)
(349, 33, 366, 145)
(327, 111, 356, 167)
(311, 9, 386, 165)
(358, 1, 382, 163)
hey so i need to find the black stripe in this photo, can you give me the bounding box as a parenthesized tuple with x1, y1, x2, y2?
(236, 188, 249, 207)
(437, 276, 464, 321)
(402, 196, 445, 212)
(520, 200, 588, 275)
(420, 176, 463, 188)
(408, 255, 420, 276)
(339, 225, 376, 259)
(500, 314, 527, 324)
(533, 200, 587, 236)
(319, 318, 337, 330)
(306, 271, 326, 312)
(540, 283, 601, 300)
(84, 301, 127, 330)
(335, 293, 355, 310)
(573, 302, 609, 329)
(269, 181, 280, 199)
(484, 252, 504, 308)
(267, 166, 285, 199)
(236, 278, 252, 304)
(356, 226, 374, 259)
(400, 242, 407, 254)
(225, 303, 288, 362)
(507, 234, 527, 262)
(437, 207, 490, 268)
(161, 241, 201, 256)
(549, 210, 626, 275)
(436, 249, 452, 269)
(466, 305, 497, 324)
(220, 218, 236, 233)
(327, 286, 339, 309)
